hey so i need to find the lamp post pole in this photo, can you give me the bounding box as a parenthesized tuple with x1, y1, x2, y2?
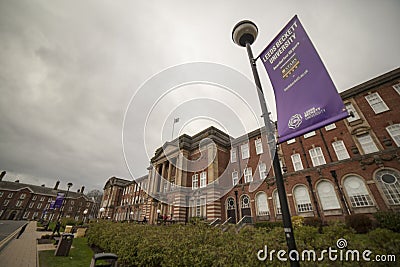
(57, 182, 73, 221)
(232, 20, 299, 267)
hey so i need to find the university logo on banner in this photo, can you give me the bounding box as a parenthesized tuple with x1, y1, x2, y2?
(54, 192, 64, 208)
(259, 15, 348, 143)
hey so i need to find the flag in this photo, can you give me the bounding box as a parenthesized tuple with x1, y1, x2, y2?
(259, 15, 348, 143)
(174, 118, 179, 123)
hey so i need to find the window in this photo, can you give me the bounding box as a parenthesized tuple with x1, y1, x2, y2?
(375, 169, 400, 205)
(29, 202, 34, 208)
(23, 211, 30, 219)
(317, 181, 341, 210)
(0, 192, 3, 197)
(244, 167, 253, 183)
(365, 92, 389, 114)
(19, 193, 26, 199)
(273, 191, 281, 215)
(325, 123, 336, 131)
(393, 83, 400, 95)
(287, 139, 295, 144)
(45, 204, 50, 209)
(3, 200, 9, 206)
(241, 195, 250, 208)
(8, 193, 13, 198)
(163, 182, 168, 193)
(232, 171, 239, 186)
(200, 171, 207, 188)
(345, 103, 360, 122)
(309, 147, 326, 167)
(291, 154, 304, 171)
(256, 192, 269, 216)
(332, 140, 350, 160)
(37, 203, 42, 209)
(255, 139, 263, 154)
(32, 195, 37, 201)
(293, 185, 313, 212)
(48, 198, 52, 202)
(386, 124, 400, 147)
(303, 131, 316, 138)
(357, 134, 379, 154)
(16, 200, 22, 207)
(40, 197, 45, 201)
(230, 149, 237, 163)
(241, 143, 250, 159)
(33, 212, 38, 219)
(343, 176, 373, 207)
(192, 174, 198, 190)
(71, 201, 75, 205)
(227, 197, 235, 210)
(259, 162, 267, 179)
(69, 207, 73, 211)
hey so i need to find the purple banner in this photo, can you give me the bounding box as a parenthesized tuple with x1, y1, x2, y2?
(54, 193, 64, 208)
(259, 15, 348, 143)
(49, 200, 55, 210)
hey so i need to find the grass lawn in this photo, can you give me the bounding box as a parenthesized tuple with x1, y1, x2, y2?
(39, 237, 93, 267)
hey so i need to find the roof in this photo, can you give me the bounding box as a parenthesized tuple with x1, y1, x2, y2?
(0, 181, 92, 201)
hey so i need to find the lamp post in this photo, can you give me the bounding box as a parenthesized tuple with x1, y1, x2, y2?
(57, 182, 73, 221)
(83, 209, 88, 224)
(99, 207, 105, 219)
(232, 20, 299, 267)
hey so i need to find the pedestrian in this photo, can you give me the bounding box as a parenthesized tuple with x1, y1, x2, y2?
(16, 223, 28, 239)
(52, 220, 61, 236)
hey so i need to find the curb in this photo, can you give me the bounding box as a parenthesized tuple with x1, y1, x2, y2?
(0, 223, 27, 252)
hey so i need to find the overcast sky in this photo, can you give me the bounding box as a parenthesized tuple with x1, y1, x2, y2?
(0, 0, 399, 192)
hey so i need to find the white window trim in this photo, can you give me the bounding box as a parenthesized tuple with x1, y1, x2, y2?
(286, 138, 296, 144)
(255, 139, 263, 155)
(303, 131, 316, 139)
(241, 143, 250, 159)
(365, 92, 389, 114)
(386, 124, 400, 147)
(357, 134, 379, 154)
(244, 167, 253, 183)
(192, 174, 198, 190)
(325, 123, 337, 131)
(393, 83, 400, 95)
(345, 103, 360, 122)
(230, 149, 237, 163)
(232, 171, 239, 186)
(200, 171, 207, 188)
(259, 162, 267, 179)
(309, 147, 326, 167)
(291, 153, 304, 171)
(332, 140, 350, 160)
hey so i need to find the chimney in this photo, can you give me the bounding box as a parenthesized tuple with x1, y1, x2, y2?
(81, 186, 85, 194)
(41, 184, 45, 187)
(77, 189, 80, 193)
(15, 179, 20, 183)
(0, 171, 6, 181)
(54, 180, 60, 190)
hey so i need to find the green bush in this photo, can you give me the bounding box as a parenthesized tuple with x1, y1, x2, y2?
(373, 211, 400, 233)
(345, 214, 375, 234)
(254, 221, 283, 230)
(303, 216, 322, 227)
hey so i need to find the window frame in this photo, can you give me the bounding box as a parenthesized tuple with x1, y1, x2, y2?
(291, 153, 304, 171)
(255, 139, 263, 155)
(241, 143, 250, 159)
(192, 174, 199, 190)
(332, 140, 350, 160)
(386, 124, 400, 147)
(244, 167, 253, 183)
(309, 147, 326, 167)
(357, 133, 379, 154)
(200, 171, 207, 188)
(365, 92, 389, 114)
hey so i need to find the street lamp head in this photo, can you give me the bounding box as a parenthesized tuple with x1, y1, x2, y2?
(67, 182, 73, 189)
(99, 207, 105, 212)
(232, 20, 258, 47)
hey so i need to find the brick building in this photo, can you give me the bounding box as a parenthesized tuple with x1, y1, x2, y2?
(103, 68, 400, 224)
(0, 173, 96, 221)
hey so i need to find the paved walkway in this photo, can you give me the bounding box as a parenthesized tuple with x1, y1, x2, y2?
(0, 221, 38, 267)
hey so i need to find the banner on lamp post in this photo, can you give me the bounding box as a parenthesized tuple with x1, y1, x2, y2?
(54, 193, 64, 208)
(259, 15, 348, 143)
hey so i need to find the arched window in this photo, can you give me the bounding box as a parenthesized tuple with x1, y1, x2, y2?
(293, 185, 313, 212)
(317, 181, 341, 210)
(241, 195, 250, 208)
(343, 176, 373, 207)
(255, 192, 269, 216)
(273, 190, 281, 215)
(375, 169, 400, 205)
(227, 197, 235, 210)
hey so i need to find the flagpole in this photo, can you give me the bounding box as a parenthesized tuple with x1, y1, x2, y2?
(172, 118, 179, 139)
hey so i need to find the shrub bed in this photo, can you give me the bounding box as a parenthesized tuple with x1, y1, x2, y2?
(87, 221, 400, 266)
